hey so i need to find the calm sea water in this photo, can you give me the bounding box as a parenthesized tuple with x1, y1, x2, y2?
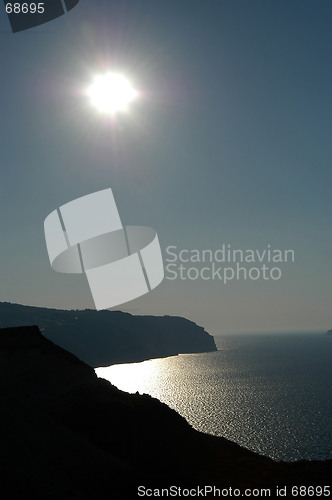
(96, 332, 332, 462)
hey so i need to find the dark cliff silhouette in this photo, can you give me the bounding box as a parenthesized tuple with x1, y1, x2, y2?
(0, 302, 217, 367)
(325, 329, 332, 335)
(1, 325, 331, 500)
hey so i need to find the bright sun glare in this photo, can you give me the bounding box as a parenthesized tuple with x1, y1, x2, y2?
(87, 72, 138, 114)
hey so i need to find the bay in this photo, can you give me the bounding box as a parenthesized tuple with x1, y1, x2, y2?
(96, 332, 332, 462)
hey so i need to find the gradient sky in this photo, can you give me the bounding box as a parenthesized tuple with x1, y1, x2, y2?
(0, 1, 331, 335)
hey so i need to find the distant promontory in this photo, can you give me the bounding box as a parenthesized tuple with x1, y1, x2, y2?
(0, 302, 217, 367)
(326, 329, 332, 335)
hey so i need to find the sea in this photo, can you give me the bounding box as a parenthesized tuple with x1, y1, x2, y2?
(95, 332, 332, 462)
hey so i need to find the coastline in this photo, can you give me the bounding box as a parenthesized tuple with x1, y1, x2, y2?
(0, 325, 331, 499)
(97, 332, 332, 463)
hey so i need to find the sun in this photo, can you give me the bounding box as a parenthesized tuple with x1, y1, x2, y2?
(87, 72, 138, 114)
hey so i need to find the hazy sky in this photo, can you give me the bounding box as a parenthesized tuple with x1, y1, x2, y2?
(1, 1, 331, 334)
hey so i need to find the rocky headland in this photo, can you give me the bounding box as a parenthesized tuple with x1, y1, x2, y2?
(0, 302, 217, 367)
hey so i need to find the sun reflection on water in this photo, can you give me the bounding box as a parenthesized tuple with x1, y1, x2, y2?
(94, 336, 332, 462)
(95, 357, 173, 398)
(95, 352, 217, 425)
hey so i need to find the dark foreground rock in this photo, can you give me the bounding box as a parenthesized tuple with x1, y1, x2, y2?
(0, 302, 217, 367)
(0, 326, 331, 500)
